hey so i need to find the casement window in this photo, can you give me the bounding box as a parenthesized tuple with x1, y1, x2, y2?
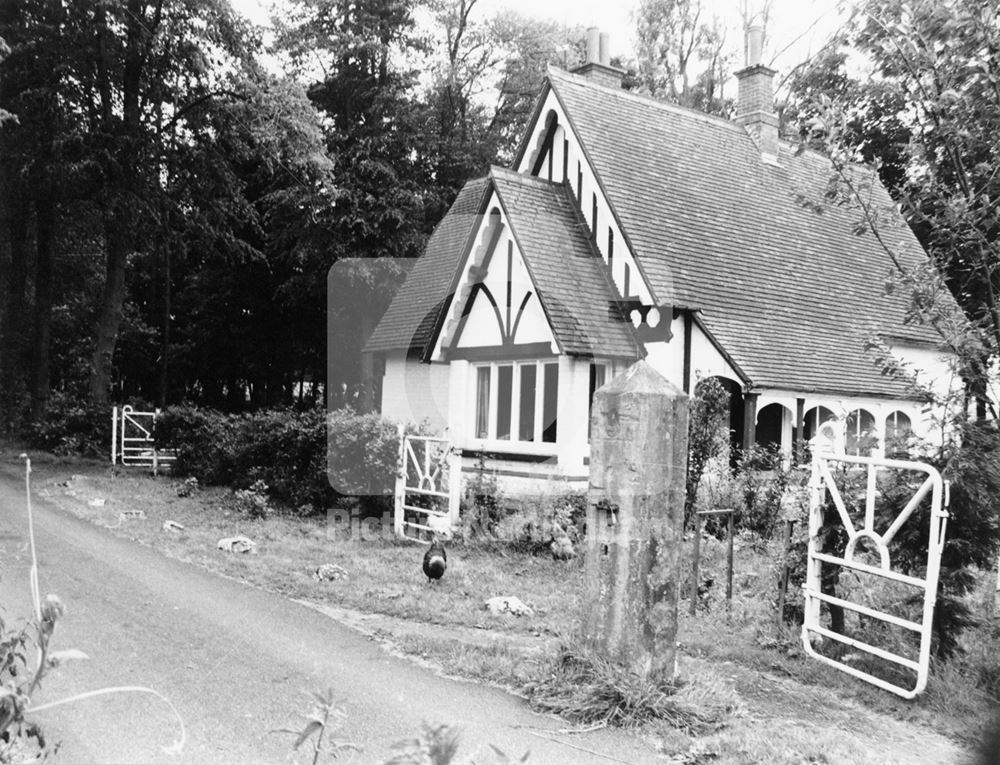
(473, 361, 559, 444)
(885, 410, 912, 457)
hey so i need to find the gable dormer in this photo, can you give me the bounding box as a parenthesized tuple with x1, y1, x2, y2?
(430, 168, 640, 365)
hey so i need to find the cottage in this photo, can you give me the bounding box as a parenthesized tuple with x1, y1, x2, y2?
(365, 25, 958, 494)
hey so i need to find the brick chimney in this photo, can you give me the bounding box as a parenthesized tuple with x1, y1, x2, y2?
(734, 21, 779, 160)
(572, 27, 624, 89)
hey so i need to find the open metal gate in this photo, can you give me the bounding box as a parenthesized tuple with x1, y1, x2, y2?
(394, 429, 460, 542)
(802, 423, 949, 698)
(111, 406, 175, 473)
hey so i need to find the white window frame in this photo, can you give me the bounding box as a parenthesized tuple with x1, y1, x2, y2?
(587, 360, 617, 441)
(470, 360, 559, 453)
(845, 408, 878, 457)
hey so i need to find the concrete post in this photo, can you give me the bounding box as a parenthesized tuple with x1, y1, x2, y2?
(582, 360, 689, 683)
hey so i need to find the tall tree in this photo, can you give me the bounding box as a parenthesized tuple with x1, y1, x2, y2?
(787, 0, 1000, 409)
(82, 0, 260, 405)
(276, 0, 435, 409)
(634, 0, 732, 114)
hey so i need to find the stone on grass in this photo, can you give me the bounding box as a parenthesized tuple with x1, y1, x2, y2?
(313, 563, 348, 582)
(217, 535, 256, 554)
(87, 498, 106, 507)
(550, 535, 576, 560)
(426, 513, 453, 539)
(485, 596, 533, 617)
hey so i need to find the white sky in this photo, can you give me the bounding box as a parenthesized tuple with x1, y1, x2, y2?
(234, 0, 850, 87)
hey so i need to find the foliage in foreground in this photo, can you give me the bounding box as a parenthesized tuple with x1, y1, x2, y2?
(0, 600, 60, 763)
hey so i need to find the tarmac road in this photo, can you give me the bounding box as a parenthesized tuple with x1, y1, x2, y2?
(0, 462, 655, 764)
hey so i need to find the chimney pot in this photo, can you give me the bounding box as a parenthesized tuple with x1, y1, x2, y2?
(735, 21, 778, 159)
(747, 23, 764, 66)
(586, 27, 600, 64)
(571, 28, 625, 88)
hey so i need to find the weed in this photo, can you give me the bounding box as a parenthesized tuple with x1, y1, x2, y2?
(383, 723, 460, 764)
(233, 479, 271, 519)
(459, 453, 503, 539)
(274, 688, 358, 764)
(523, 645, 724, 731)
(176, 476, 199, 497)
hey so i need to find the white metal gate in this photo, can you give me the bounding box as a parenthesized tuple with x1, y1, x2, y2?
(393, 429, 460, 542)
(111, 406, 176, 472)
(802, 424, 949, 699)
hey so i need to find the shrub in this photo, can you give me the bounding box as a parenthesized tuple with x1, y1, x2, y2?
(458, 453, 504, 539)
(156, 405, 402, 515)
(494, 490, 587, 555)
(233, 480, 271, 519)
(24, 392, 108, 458)
(734, 445, 793, 540)
(694, 448, 794, 541)
(684, 377, 731, 529)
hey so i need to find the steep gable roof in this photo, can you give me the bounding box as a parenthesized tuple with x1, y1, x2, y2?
(544, 67, 941, 397)
(366, 178, 488, 355)
(488, 168, 639, 358)
(367, 168, 639, 359)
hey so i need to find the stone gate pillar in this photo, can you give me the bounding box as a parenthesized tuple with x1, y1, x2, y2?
(582, 360, 689, 682)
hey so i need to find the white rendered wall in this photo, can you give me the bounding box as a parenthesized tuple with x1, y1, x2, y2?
(380, 352, 451, 433)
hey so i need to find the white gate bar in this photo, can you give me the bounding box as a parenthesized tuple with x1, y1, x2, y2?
(401, 504, 449, 517)
(810, 551, 927, 589)
(404, 486, 451, 498)
(111, 406, 119, 464)
(808, 624, 921, 671)
(807, 589, 923, 632)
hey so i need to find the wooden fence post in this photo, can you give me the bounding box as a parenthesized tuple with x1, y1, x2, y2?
(582, 360, 689, 683)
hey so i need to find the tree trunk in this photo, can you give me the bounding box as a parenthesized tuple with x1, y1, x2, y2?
(0, 191, 30, 424)
(89, 217, 129, 406)
(357, 310, 375, 413)
(30, 199, 55, 419)
(88, 0, 143, 406)
(157, 245, 170, 408)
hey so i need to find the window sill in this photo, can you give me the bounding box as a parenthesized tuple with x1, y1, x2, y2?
(463, 440, 558, 463)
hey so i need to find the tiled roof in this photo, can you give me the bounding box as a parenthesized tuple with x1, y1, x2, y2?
(547, 67, 940, 397)
(490, 167, 640, 358)
(367, 168, 639, 359)
(366, 178, 488, 354)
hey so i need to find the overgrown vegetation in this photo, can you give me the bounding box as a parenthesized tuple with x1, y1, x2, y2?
(154, 405, 402, 515)
(684, 376, 730, 530)
(0, 604, 54, 763)
(523, 646, 725, 731)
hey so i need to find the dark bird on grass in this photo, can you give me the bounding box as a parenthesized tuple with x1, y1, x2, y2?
(423, 540, 447, 582)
